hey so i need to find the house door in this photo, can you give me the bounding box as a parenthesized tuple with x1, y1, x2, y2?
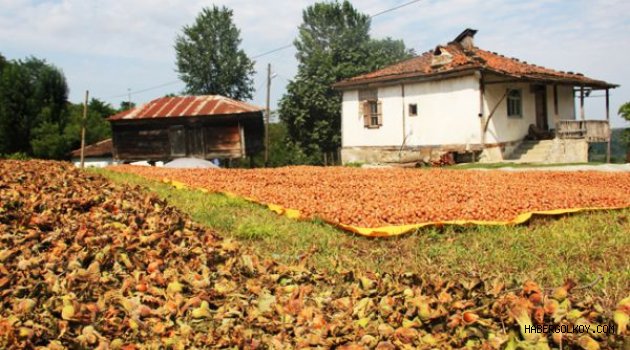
(169, 126, 186, 158)
(188, 128, 205, 158)
(534, 86, 548, 130)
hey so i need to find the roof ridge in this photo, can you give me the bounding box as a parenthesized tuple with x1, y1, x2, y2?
(108, 95, 264, 121)
(334, 37, 616, 89)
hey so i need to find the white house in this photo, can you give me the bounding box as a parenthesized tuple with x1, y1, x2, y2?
(70, 138, 115, 168)
(333, 29, 617, 164)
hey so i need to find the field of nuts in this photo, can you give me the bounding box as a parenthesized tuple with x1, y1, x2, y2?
(1, 160, 628, 348)
(112, 165, 630, 228)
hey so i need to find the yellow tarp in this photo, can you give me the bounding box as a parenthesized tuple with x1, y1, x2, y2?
(162, 178, 628, 237)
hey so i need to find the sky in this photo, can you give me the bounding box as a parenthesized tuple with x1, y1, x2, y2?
(1, 0, 629, 127)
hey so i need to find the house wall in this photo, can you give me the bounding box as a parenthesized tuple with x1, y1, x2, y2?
(484, 82, 576, 144)
(341, 74, 579, 164)
(341, 74, 480, 149)
(547, 85, 576, 128)
(404, 75, 481, 147)
(71, 157, 115, 168)
(341, 86, 404, 147)
(111, 114, 263, 162)
(483, 81, 536, 144)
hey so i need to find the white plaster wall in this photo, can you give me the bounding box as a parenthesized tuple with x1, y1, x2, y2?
(341, 87, 404, 147)
(72, 157, 115, 168)
(483, 82, 536, 144)
(558, 85, 576, 120)
(404, 75, 480, 146)
(546, 85, 576, 129)
(341, 74, 480, 147)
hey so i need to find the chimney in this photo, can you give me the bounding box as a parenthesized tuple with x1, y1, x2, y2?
(453, 28, 478, 51)
(431, 46, 453, 68)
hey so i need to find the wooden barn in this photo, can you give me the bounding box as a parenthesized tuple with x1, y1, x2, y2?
(108, 95, 264, 163)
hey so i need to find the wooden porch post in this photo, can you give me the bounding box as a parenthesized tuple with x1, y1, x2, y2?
(553, 85, 559, 116)
(605, 88, 611, 163)
(579, 86, 585, 120)
(478, 71, 485, 148)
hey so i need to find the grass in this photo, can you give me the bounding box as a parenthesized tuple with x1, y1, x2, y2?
(94, 168, 630, 305)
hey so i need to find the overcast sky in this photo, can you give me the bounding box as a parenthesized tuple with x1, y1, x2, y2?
(1, 0, 628, 127)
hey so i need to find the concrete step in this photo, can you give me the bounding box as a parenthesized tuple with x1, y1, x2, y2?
(507, 140, 554, 162)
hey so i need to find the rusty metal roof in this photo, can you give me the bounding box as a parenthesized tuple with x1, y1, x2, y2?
(70, 138, 113, 158)
(108, 95, 263, 121)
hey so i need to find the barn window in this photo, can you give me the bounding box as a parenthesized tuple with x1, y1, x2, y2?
(409, 103, 418, 117)
(507, 89, 522, 118)
(359, 89, 382, 128)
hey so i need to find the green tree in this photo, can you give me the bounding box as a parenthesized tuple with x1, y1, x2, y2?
(619, 102, 630, 153)
(0, 57, 68, 155)
(119, 101, 136, 111)
(175, 5, 255, 99)
(31, 121, 66, 158)
(278, 1, 412, 161)
(63, 98, 114, 154)
(367, 38, 415, 71)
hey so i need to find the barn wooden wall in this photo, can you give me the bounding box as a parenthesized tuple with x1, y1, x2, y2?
(111, 113, 263, 162)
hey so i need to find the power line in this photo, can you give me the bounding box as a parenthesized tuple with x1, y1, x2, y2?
(250, 0, 424, 60)
(106, 0, 424, 100)
(370, 0, 423, 17)
(107, 80, 181, 99)
(252, 44, 294, 59)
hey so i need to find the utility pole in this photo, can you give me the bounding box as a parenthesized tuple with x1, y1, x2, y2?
(264, 63, 271, 166)
(80, 90, 89, 169)
(605, 88, 611, 163)
(128, 88, 131, 108)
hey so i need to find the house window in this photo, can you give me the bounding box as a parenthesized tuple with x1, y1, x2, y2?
(507, 89, 522, 118)
(362, 100, 382, 128)
(369, 101, 379, 126)
(359, 89, 382, 128)
(409, 103, 418, 117)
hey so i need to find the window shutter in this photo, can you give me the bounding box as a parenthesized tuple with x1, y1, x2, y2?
(362, 102, 370, 127)
(377, 101, 383, 126)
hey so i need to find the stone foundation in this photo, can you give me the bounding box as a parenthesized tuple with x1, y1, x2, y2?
(546, 139, 589, 163)
(341, 139, 588, 165)
(342, 143, 501, 165)
(341, 147, 441, 164)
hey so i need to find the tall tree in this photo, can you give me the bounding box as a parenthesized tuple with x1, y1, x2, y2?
(119, 101, 136, 112)
(62, 98, 114, 156)
(619, 102, 630, 154)
(175, 6, 255, 100)
(279, 1, 413, 160)
(0, 57, 68, 155)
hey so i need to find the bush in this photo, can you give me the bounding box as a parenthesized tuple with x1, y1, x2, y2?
(0, 152, 30, 160)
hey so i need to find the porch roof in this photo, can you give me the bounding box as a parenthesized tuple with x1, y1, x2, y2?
(334, 34, 617, 90)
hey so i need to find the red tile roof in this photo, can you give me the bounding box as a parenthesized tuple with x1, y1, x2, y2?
(108, 95, 263, 121)
(334, 38, 616, 89)
(70, 138, 113, 158)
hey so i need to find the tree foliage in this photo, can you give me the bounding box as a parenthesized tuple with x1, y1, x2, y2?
(619, 102, 630, 149)
(62, 99, 115, 156)
(0, 54, 114, 158)
(238, 122, 318, 168)
(0, 56, 68, 155)
(175, 6, 255, 100)
(619, 102, 630, 122)
(279, 1, 413, 159)
(118, 101, 136, 111)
